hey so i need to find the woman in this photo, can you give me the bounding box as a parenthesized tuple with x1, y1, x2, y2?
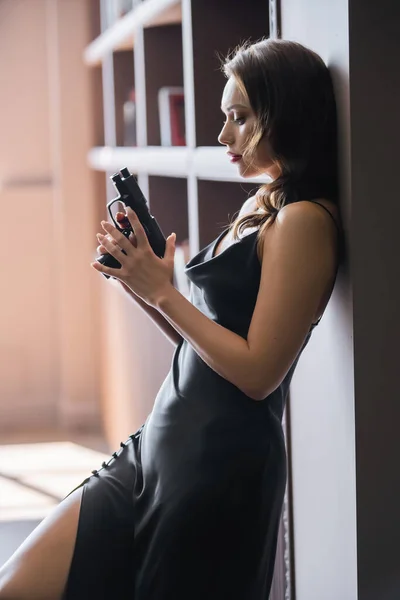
(0, 38, 343, 599)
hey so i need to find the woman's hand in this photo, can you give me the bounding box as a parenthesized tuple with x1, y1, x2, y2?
(95, 212, 175, 293)
(91, 206, 176, 308)
(95, 211, 138, 297)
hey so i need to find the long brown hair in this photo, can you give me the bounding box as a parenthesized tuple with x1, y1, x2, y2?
(220, 38, 339, 241)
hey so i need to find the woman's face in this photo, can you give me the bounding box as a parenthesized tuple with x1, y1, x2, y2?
(218, 77, 280, 180)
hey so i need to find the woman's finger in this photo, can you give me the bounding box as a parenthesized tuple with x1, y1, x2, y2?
(115, 212, 137, 246)
(97, 234, 119, 253)
(116, 211, 130, 226)
(100, 221, 133, 255)
(128, 232, 138, 247)
(123, 206, 149, 249)
(91, 260, 119, 277)
(96, 234, 125, 260)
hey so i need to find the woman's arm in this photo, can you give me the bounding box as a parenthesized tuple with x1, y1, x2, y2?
(128, 199, 254, 351)
(154, 286, 255, 395)
(117, 280, 183, 347)
(101, 215, 183, 348)
(153, 202, 338, 400)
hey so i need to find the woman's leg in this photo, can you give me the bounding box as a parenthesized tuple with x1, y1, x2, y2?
(0, 485, 84, 600)
(0, 426, 145, 599)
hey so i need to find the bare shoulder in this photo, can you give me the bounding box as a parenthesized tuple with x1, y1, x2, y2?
(239, 195, 341, 265)
(257, 198, 340, 262)
(280, 198, 340, 228)
(246, 198, 340, 399)
(260, 199, 340, 280)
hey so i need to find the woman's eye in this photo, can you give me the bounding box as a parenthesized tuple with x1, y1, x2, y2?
(221, 116, 246, 126)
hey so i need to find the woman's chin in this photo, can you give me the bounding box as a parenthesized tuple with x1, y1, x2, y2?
(237, 164, 262, 179)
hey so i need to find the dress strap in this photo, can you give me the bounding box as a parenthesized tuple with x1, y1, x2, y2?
(305, 200, 341, 237)
(304, 201, 341, 331)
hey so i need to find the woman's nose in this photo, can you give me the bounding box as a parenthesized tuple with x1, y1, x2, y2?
(217, 121, 233, 146)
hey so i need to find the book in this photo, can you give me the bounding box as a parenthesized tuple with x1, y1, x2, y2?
(157, 86, 186, 146)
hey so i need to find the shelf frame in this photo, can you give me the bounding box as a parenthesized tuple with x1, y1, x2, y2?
(85, 4, 292, 597)
(87, 145, 270, 184)
(84, 0, 182, 66)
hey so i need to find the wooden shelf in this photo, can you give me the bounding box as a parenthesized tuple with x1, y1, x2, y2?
(86, 0, 273, 454)
(84, 0, 182, 66)
(193, 147, 270, 184)
(87, 145, 269, 183)
(87, 146, 190, 177)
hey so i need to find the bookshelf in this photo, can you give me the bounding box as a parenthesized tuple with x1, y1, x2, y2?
(84, 0, 277, 448)
(85, 0, 277, 440)
(85, 0, 270, 260)
(84, 3, 292, 597)
(84, 0, 182, 65)
(84, 0, 276, 465)
(84, 0, 275, 454)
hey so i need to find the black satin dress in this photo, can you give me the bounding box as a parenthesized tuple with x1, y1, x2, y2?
(62, 210, 330, 599)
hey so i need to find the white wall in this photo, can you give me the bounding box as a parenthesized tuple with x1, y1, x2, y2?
(281, 1, 358, 598)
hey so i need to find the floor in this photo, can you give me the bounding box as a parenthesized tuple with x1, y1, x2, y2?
(0, 429, 110, 567)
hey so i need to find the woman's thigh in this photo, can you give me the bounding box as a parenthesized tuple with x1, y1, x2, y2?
(0, 428, 142, 599)
(0, 485, 84, 600)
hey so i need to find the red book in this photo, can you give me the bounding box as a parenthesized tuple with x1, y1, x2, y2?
(158, 87, 186, 146)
